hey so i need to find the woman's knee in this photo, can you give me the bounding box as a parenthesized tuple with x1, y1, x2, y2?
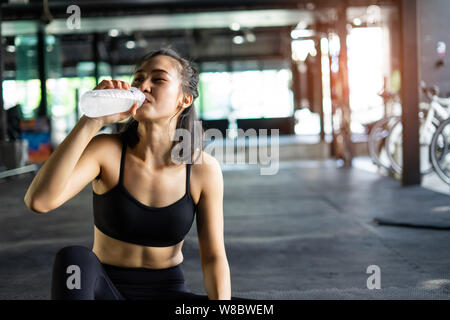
(54, 245, 96, 266)
(51, 246, 100, 300)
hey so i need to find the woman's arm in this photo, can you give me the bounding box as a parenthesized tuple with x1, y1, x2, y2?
(24, 80, 136, 213)
(195, 152, 231, 300)
(24, 115, 104, 212)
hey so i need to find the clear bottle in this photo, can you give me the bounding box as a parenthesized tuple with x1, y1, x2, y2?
(80, 87, 146, 118)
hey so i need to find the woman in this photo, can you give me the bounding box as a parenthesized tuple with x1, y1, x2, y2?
(24, 48, 246, 300)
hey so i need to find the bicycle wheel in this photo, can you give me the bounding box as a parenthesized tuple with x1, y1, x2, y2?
(430, 117, 450, 185)
(368, 116, 399, 171)
(385, 116, 437, 175)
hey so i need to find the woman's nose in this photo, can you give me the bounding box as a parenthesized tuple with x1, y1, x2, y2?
(138, 79, 152, 93)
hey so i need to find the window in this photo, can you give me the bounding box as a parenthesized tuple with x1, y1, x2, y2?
(198, 66, 293, 120)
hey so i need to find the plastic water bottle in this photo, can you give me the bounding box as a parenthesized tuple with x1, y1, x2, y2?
(80, 87, 146, 118)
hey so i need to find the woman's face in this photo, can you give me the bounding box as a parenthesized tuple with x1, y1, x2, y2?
(131, 55, 185, 122)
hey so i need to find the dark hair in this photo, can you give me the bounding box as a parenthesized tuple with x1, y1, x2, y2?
(118, 47, 203, 164)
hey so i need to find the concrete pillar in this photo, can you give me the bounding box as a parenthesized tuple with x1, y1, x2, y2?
(399, 0, 421, 185)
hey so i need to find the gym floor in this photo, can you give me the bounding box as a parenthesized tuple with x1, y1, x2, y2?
(1, 158, 450, 299)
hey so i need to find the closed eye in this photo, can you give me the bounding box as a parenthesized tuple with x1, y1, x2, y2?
(133, 77, 165, 83)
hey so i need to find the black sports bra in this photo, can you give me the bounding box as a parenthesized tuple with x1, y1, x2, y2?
(92, 138, 197, 247)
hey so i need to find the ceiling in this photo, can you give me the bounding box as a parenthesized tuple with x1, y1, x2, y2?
(1, 0, 398, 77)
(1, 9, 314, 36)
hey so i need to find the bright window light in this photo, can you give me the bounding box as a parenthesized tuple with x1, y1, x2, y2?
(291, 39, 316, 61)
(347, 27, 385, 133)
(290, 29, 314, 39)
(199, 69, 293, 120)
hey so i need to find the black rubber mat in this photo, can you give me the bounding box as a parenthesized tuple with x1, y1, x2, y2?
(373, 218, 450, 231)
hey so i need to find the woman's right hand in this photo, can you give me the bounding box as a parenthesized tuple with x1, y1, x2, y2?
(84, 80, 139, 127)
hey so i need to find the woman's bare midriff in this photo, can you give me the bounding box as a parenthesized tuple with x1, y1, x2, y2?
(92, 226, 184, 269)
(91, 133, 200, 270)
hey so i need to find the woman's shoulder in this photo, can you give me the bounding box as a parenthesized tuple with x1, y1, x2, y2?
(91, 133, 124, 171)
(93, 132, 123, 151)
(191, 150, 222, 184)
(192, 149, 220, 167)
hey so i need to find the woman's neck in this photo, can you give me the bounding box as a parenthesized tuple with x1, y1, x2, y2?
(134, 120, 178, 168)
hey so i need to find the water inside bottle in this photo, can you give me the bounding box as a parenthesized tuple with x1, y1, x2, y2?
(80, 88, 145, 118)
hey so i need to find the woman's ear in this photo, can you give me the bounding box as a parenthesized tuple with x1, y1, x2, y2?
(181, 93, 194, 109)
